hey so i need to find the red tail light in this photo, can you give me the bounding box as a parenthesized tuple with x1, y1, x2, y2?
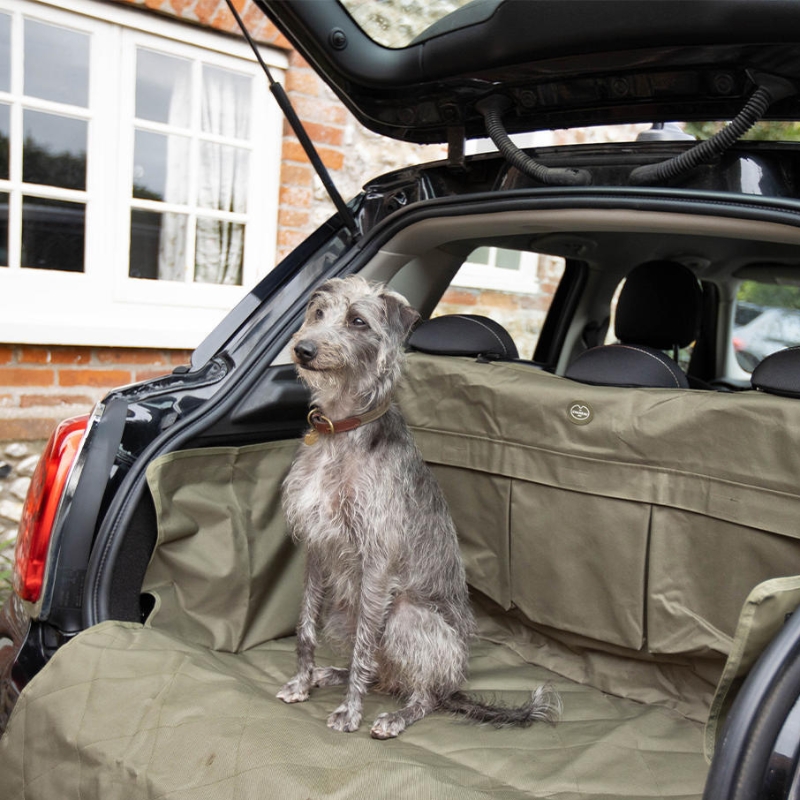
(13, 415, 90, 603)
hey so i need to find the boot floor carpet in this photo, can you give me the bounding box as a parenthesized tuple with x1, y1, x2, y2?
(0, 618, 708, 799)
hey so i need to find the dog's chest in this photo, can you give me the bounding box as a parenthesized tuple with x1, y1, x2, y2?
(285, 442, 366, 544)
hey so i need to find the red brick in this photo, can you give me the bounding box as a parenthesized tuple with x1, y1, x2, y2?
(278, 229, 307, 250)
(299, 122, 344, 147)
(96, 348, 168, 366)
(193, 0, 222, 24)
(17, 346, 51, 365)
(0, 346, 13, 365)
(19, 346, 95, 365)
(52, 347, 95, 365)
(278, 208, 310, 229)
(267, 28, 292, 50)
(286, 69, 319, 96)
(20, 394, 95, 408)
(282, 140, 310, 164)
(169, 350, 193, 365)
(290, 96, 349, 127)
(0, 368, 55, 387)
(0, 418, 59, 441)
(241, 2, 267, 30)
(440, 288, 479, 306)
(135, 368, 172, 382)
(210, 6, 240, 33)
(58, 369, 131, 388)
(280, 163, 313, 188)
(319, 147, 344, 171)
(279, 185, 312, 208)
(132, 369, 164, 383)
(289, 51, 310, 70)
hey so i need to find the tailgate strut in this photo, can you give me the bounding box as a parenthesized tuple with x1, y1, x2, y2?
(224, 0, 359, 236)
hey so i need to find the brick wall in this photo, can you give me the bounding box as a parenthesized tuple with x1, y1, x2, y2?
(0, 345, 191, 441)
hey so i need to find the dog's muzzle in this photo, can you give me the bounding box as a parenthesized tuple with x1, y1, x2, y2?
(293, 340, 317, 366)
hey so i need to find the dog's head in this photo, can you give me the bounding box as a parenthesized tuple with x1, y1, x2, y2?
(291, 276, 420, 409)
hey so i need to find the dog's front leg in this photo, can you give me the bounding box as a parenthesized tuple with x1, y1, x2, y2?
(327, 562, 392, 733)
(277, 552, 326, 703)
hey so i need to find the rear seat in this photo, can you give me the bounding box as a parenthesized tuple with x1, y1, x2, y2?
(752, 345, 800, 397)
(407, 313, 520, 360)
(397, 348, 800, 729)
(565, 342, 690, 387)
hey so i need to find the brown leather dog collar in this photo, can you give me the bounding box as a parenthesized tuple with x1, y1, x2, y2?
(304, 399, 392, 446)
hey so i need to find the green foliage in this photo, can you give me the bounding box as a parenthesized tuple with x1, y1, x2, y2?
(22, 135, 86, 190)
(737, 280, 800, 310)
(0, 535, 15, 609)
(684, 121, 800, 142)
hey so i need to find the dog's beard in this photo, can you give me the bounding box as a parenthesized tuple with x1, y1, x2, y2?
(296, 356, 400, 416)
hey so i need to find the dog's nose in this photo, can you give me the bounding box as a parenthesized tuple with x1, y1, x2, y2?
(293, 340, 317, 364)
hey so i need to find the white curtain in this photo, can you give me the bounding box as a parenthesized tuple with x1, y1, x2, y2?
(150, 54, 189, 282)
(193, 66, 250, 285)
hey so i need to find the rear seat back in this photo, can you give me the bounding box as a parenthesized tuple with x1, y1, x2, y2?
(398, 352, 800, 660)
(565, 343, 690, 388)
(407, 314, 519, 360)
(752, 345, 800, 397)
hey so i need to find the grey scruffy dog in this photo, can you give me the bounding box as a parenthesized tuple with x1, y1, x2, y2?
(278, 275, 561, 739)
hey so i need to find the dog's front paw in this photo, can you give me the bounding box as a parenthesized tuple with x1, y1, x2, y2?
(327, 704, 362, 733)
(370, 711, 406, 739)
(277, 676, 311, 704)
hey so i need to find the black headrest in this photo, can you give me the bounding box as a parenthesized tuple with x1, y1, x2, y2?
(751, 346, 800, 397)
(407, 314, 519, 359)
(615, 260, 702, 350)
(565, 344, 690, 389)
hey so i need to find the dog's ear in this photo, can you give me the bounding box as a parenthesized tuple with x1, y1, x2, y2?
(381, 291, 421, 339)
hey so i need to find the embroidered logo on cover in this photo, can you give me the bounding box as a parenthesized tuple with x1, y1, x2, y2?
(568, 402, 593, 425)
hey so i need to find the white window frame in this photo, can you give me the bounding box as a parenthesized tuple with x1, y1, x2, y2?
(0, 0, 286, 349)
(453, 246, 541, 293)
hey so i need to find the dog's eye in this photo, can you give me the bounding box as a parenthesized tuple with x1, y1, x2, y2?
(349, 316, 368, 328)
(314, 308, 324, 321)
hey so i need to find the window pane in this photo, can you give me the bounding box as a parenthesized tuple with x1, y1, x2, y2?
(202, 65, 251, 139)
(0, 103, 9, 180)
(195, 218, 243, 285)
(0, 14, 10, 93)
(434, 253, 566, 358)
(24, 19, 89, 107)
(21, 196, 85, 271)
(0, 192, 8, 267)
(198, 142, 248, 212)
(23, 110, 87, 190)
(733, 281, 800, 372)
(133, 130, 190, 203)
(135, 49, 191, 128)
(129, 209, 187, 281)
(495, 248, 521, 270)
(469, 247, 491, 265)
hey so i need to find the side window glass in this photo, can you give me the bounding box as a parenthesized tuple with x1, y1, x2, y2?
(432, 247, 565, 358)
(733, 281, 800, 372)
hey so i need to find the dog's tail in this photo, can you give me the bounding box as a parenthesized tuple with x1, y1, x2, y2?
(441, 684, 562, 728)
